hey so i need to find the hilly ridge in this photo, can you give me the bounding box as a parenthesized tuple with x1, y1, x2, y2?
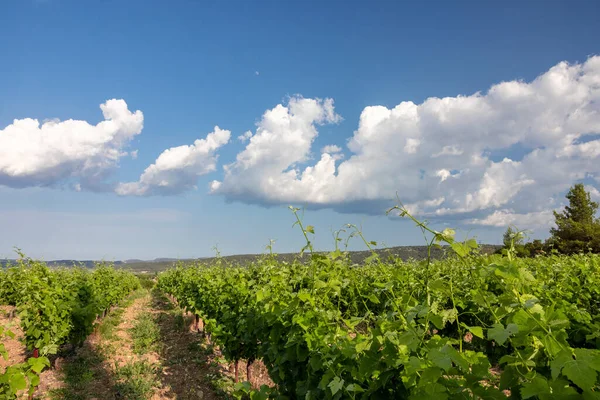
(1, 244, 502, 273)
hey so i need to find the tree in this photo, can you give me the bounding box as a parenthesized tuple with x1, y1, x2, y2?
(524, 239, 545, 257)
(503, 226, 524, 248)
(501, 226, 529, 257)
(550, 183, 600, 254)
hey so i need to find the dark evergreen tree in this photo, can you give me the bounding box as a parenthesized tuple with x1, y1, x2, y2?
(550, 183, 600, 254)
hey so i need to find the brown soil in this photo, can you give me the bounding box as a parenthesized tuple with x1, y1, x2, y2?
(1, 291, 229, 399)
(165, 296, 274, 391)
(2, 290, 276, 400)
(169, 301, 274, 391)
(0, 305, 26, 371)
(0, 305, 64, 398)
(149, 293, 220, 400)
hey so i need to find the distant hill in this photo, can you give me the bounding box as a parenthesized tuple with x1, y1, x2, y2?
(2, 244, 501, 273)
(0, 259, 124, 268)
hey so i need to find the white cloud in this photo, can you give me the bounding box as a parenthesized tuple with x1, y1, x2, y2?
(585, 185, 600, 202)
(211, 56, 600, 227)
(116, 126, 231, 196)
(0, 99, 143, 190)
(404, 138, 421, 154)
(436, 169, 451, 182)
(238, 130, 253, 143)
(467, 210, 554, 228)
(130, 150, 139, 159)
(321, 144, 342, 154)
(433, 145, 463, 157)
(321, 145, 344, 161)
(210, 96, 342, 204)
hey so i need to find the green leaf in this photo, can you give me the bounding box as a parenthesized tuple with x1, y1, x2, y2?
(441, 228, 455, 241)
(440, 309, 457, 325)
(429, 314, 444, 330)
(521, 376, 550, 399)
(418, 367, 442, 387)
(367, 294, 380, 304)
(466, 325, 484, 339)
(27, 372, 40, 389)
(450, 242, 467, 257)
(297, 292, 312, 303)
(540, 378, 579, 400)
(499, 366, 518, 391)
(355, 340, 370, 353)
(27, 356, 49, 373)
(574, 348, 600, 372)
(562, 359, 597, 390)
(582, 390, 600, 400)
(465, 238, 478, 249)
(551, 350, 573, 380)
(9, 371, 27, 391)
(343, 317, 363, 329)
(234, 381, 252, 393)
(346, 384, 364, 393)
(328, 377, 344, 395)
(306, 225, 315, 234)
(428, 348, 452, 372)
(488, 323, 518, 345)
(429, 279, 446, 291)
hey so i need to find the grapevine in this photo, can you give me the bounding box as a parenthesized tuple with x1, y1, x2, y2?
(157, 206, 600, 399)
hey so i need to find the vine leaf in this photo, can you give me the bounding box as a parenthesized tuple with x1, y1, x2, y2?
(488, 323, 518, 345)
(562, 359, 597, 390)
(328, 377, 344, 395)
(520, 376, 550, 399)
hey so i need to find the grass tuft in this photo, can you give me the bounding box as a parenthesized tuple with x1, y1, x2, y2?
(114, 361, 158, 400)
(130, 312, 160, 354)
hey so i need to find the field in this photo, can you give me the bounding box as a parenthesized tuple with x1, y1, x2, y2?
(1, 210, 599, 399)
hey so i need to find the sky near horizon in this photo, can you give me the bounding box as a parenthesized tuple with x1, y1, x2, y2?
(1, 0, 600, 260)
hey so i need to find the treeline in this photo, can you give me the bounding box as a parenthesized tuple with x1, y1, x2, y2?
(498, 183, 600, 257)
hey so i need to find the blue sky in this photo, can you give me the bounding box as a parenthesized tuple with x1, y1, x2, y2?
(1, 0, 599, 260)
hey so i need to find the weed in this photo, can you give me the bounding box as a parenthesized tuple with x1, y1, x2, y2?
(114, 361, 158, 400)
(173, 313, 186, 331)
(47, 347, 106, 400)
(129, 312, 160, 354)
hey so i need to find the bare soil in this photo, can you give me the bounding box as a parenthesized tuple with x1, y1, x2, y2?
(2, 290, 277, 399)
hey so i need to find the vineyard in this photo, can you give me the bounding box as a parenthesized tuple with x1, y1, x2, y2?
(0, 207, 599, 399)
(0, 256, 139, 398)
(157, 208, 600, 400)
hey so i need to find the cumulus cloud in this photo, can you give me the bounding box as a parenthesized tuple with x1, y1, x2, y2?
(211, 56, 600, 227)
(0, 99, 143, 190)
(321, 144, 342, 154)
(116, 126, 231, 196)
(209, 96, 342, 203)
(238, 130, 253, 143)
(467, 210, 554, 228)
(586, 185, 600, 202)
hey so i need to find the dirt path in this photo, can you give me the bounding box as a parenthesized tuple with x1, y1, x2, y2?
(30, 289, 225, 400)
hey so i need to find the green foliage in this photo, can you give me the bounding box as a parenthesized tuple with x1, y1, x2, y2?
(551, 183, 600, 254)
(0, 325, 50, 399)
(136, 275, 155, 290)
(0, 256, 140, 357)
(503, 226, 524, 248)
(129, 312, 160, 354)
(158, 206, 600, 399)
(113, 361, 158, 400)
